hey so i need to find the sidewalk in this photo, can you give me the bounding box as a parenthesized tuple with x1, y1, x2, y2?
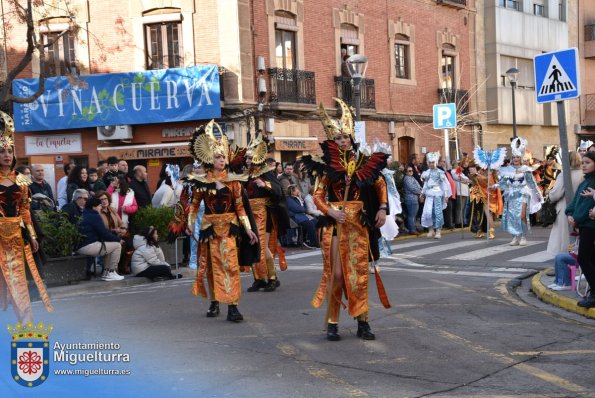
(47, 266, 196, 300)
(531, 270, 595, 320)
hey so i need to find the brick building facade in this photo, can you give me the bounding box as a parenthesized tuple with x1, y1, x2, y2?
(2, 0, 477, 192)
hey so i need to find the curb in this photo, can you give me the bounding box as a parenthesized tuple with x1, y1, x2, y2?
(530, 271, 595, 319)
(47, 267, 194, 300)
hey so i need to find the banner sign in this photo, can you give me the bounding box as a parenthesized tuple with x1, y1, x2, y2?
(274, 137, 319, 152)
(25, 133, 82, 155)
(12, 65, 221, 132)
(97, 142, 191, 161)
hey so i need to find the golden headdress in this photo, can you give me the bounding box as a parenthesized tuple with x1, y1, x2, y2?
(246, 132, 268, 166)
(189, 120, 229, 166)
(318, 97, 355, 141)
(0, 111, 15, 149)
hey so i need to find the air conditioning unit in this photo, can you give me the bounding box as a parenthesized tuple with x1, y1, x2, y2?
(97, 125, 133, 140)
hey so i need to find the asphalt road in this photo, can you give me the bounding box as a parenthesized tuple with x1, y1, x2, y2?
(2, 228, 595, 398)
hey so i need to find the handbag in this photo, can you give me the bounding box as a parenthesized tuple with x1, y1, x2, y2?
(540, 197, 558, 227)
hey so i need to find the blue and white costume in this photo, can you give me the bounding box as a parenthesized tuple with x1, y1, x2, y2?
(498, 138, 543, 245)
(498, 165, 542, 234)
(420, 153, 451, 232)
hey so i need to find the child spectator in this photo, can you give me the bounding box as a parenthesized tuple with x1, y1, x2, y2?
(87, 168, 107, 197)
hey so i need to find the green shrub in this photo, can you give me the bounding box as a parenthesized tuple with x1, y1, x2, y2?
(36, 211, 83, 257)
(130, 207, 174, 240)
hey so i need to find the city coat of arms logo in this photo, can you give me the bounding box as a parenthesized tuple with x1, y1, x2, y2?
(8, 322, 53, 387)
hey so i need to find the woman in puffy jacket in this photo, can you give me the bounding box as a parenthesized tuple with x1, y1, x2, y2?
(131, 226, 177, 281)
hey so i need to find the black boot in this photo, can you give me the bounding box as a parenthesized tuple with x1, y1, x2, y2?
(206, 301, 220, 318)
(263, 278, 278, 292)
(247, 279, 267, 292)
(356, 321, 376, 340)
(327, 323, 340, 341)
(227, 305, 244, 322)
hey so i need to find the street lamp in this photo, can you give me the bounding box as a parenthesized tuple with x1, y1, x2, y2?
(346, 54, 368, 121)
(506, 67, 519, 140)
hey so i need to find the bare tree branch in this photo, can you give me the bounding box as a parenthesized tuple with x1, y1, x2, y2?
(0, 0, 76, 106)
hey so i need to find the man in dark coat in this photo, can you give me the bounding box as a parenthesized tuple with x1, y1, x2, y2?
(129, 165, 152, 208)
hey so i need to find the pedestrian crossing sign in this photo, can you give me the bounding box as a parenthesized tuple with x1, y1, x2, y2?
(534, 48, 580, 104)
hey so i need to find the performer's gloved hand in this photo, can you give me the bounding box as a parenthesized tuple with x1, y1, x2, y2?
(328, 208, 346, 224)
(374, 209, 386, 228)
(31, 238, 39, 253)
(246, 229, 258, 245)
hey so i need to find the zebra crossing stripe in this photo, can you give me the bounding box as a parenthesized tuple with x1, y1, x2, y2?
(402, 240, 487, 257)
(445, 240, 543, 261)
(508, 250, 555, 263)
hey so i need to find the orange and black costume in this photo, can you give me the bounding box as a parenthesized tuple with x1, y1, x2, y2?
(177, 120, 259, 322)
(468, 169, 503, 238)
(188, 170, 256, 304)
(243, 133, 289, 292)
(0, 112, 53, 323)
(245, 164, 289, 291)
(302, 99, 391, 341)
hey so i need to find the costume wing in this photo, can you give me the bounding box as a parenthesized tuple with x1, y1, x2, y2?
(473, 146, 507, 170)
(489, 147, 507, 170)
(354, 152, 389, 186)
(473, 146, 490, 170)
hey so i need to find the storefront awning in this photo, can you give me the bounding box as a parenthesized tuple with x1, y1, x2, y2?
(97, 142, 190, 161)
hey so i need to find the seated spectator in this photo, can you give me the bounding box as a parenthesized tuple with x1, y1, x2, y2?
(66, 165, 90, 203)
(87, 168, 107, 196)
(61, 189, 89, 224)
(76, 197, 124, 282)
(548, 253, 575, 291)
(107, 175, 138, 228)
(131, 226, 177, 281)
(548, 238, 579, 291)
(304, 186, 323, 220)
(286, 185, 319, 248)
(96, 190, 128, 238)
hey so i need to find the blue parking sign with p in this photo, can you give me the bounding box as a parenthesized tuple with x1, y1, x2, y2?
(433, 103, 457, 129)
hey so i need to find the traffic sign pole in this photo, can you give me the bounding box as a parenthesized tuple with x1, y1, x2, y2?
(556, 101, 574, 206)
(443, 128, 450, 165)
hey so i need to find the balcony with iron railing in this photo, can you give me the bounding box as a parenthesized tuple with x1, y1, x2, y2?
(584, 94, 595, 127)
(437, 0, 466, 9)
(334, 76, 376, 110)
(437, 88, 469, 115)
(267, 68, 316, 107)
(585, 24, 595, 59)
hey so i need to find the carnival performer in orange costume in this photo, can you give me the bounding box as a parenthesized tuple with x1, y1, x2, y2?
(185, 121, 259, 322)
(468, 160, 503, 239)
(244, 131, 289, 292)
(303, 98, 391, 341)
(0, 111, 53, 323)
